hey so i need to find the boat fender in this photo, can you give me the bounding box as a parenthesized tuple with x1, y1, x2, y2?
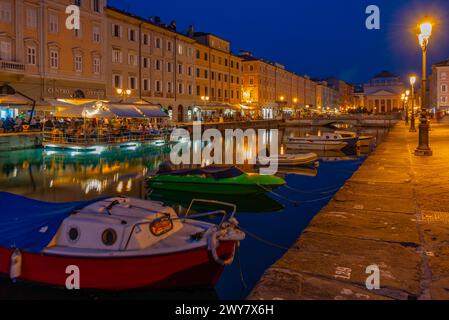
(10, 248, 22, 280)
(206, 227, 236, 267)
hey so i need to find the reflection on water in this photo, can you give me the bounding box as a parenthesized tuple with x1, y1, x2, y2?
(0, 126, 389, 300)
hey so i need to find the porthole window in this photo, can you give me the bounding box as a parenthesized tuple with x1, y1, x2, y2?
(101, 229, 117, 246)
(68, 226, 80, 243)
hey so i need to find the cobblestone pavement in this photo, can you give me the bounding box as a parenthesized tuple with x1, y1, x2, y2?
(249, 122, 449, 300)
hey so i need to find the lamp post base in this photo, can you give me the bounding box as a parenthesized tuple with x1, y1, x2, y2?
(414, 149, 433, 156)
(415, 122, 432, 156)
(409, 128, 417, 133)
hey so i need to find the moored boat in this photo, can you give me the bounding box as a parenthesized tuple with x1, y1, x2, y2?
(146, 165, 286, 195)
(0, 193, 244, 290)
(260, 152, 318, 167)
(286, 140, 348, 151)
(287, 131, 358, 150)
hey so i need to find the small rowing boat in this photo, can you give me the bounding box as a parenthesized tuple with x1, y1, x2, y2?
(258, 152, 318, 167)
(286, 140, 348, 151)
(146, 165, 285, 195)
(0, 193, 244, 290)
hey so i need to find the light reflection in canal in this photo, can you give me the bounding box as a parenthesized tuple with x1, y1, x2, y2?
(0, 126, 388, 299)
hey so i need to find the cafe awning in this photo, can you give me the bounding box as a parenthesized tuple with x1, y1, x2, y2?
(137, 105, 169, 118)
(54, 104, 114, 118)
(105, 104, 143, 118)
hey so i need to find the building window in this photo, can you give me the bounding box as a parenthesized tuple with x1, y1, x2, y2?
(204, 70, 208, 79)
(143, 79, 149, 91)
(187, 47, 193, 57)
(218, 89, 222, 98)
(93, 25, 101, 42)
(92, 0, 101, 13)
(167, 82, 173, 93)
(188, 84, 193, 95)
(113, 74, 122, 88)
(178, 64, 183, 75)
(196, 50, 200, 59)
(26, 7, 37, 28)
(74, 55, 83, 72)
(188, 66, 192, 76)
(196, 85, 200, 96)
(167, 62, 172, 73)
(143, 57, 149, 69)
(178, 44, 183, 55)
(441, 72, 447, 80)
(73, 0, 82, 6)
(27, 47, 36, 65)
(50, 49, 59, 69)
(112, 24, 121, 38)
(204, 52, 208, 61)
(218, 73, 222, 81)
(129, 76, 137, 90)
(128, 53, 137, 66)
(211, 72, 215, 80)
(442, 84, 448, 93)
(178, 83, 183, 94)
(49, 14, 59, 33)
(155, 59, 161, 70)
(155, 80, 162, 92)
(112, 49, 122, 63)
(93, 57, 101, 74)
(74, 22, 82, 38)
(167, 41, 172, 52)
(143, 33, 149, 45)
(0, 40, 11, 60)
(196, 68, 200, 78)
(224, 59, 228, 67)
(442, 97, 447, 104)
(128, 29, 136, 42)
(155, 38, 161, 49)
(0, 1, 11, 22)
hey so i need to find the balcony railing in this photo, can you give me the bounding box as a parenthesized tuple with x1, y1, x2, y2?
(0, 60, 26, 72)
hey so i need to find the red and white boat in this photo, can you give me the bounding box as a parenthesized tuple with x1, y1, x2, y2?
(0, 193, 244, 290)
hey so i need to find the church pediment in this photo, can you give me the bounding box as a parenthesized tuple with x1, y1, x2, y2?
(368, 89, 397, 96)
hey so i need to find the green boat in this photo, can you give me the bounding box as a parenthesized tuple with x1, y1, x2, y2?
(146, 166, 285, 195)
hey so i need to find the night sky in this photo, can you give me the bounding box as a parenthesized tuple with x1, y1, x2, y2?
(109, 0, 449, 84)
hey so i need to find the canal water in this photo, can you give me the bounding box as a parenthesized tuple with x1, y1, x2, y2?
(0, 126, 388, 300)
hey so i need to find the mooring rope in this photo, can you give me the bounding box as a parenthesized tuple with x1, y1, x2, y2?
(237, 225, 289, 251)
(236, 242, 248, 289)
(282, 184, 341, 195)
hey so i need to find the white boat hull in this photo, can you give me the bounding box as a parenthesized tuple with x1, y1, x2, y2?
(286, 142, 348, 151)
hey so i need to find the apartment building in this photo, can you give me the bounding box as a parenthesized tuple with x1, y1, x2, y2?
(106, 7, 196, 122)
(0, 0, 107, 113)
(430, 58, 449, 113)
(326, 77, 354, 110)
(316, 80, 339, 111)
(239, 51, 317, 119)
(190, 32, 242, 119)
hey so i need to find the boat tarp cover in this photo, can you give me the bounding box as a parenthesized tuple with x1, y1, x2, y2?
(159, 166, 245, 179)
(0, 192, 100, 253)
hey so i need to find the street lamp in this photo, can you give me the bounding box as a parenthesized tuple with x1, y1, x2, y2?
(116, 88, 132, 101)
(409, 76, 417, 132)
(415, 21, 433, 156)
(402, 93, 408, 125)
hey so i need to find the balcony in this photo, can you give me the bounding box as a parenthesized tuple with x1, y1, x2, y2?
(0, 60, 26, 72)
